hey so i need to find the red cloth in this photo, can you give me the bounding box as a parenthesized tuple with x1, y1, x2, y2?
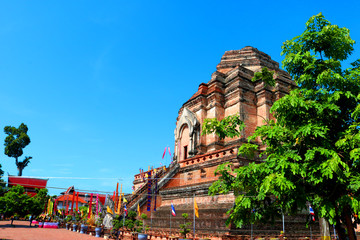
(54, 199, 57, 214)
(76, 192, 79, 212)
(65, 195, 69, 215)
(71, 191, 75, 214)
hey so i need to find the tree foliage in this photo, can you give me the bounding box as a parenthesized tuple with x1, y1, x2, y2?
(4, 123, 32, 176)
(202, 115, 245, 140)
(0, 185, 49, 218)
(179, 213, 191, 238)
(0, 164, 5, 195)
(204, 13, 360, 240)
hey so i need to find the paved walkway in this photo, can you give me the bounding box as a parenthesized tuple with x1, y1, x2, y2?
(0, 220, 101, 240)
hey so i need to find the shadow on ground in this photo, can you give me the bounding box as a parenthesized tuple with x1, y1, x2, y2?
(0, 223, 33, 229)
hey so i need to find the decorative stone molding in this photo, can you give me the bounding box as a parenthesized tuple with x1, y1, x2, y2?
(174, 107, 200, 160)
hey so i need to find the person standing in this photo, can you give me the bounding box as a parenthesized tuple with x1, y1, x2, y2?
(29, 215, 33, 227)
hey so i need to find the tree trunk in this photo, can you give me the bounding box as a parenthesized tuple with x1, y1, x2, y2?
(15, 157, 22, 176)
(343, 205, 356, 240)
(319, 217, 331, 240)
(335, 215, 347, 240)
(18, 167, 23, 176)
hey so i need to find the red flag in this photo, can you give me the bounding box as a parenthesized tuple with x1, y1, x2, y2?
(88, 193, 93, 219)
(115, 182, 119, 210)
(76, 192, 79, 212)
(168, 147, 172, 157)
(162, 147, 167, 159)
(71, 191, 75, 214)
(65, 195, 69, 215)
(112, 191, 115, 201)
(54, 199, 57, 214)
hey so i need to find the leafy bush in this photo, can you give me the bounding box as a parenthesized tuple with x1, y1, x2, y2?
(179, 213, 191, 239)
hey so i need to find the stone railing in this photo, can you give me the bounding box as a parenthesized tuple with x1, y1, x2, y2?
(179, 146, 237, 168)
(120, 161, 180, 214)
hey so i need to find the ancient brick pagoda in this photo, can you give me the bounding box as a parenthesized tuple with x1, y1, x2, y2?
(129, 46, 295, 234)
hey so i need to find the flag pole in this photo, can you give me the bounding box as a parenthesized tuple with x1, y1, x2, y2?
(151, 189, 153, 230)
(193, 193, 196, 239)
(282, 211, 285, 235)
(170, 207, 172, 235)
(251, 223, 253, 240)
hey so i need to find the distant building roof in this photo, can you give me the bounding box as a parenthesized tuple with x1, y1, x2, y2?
(7, 176, 48, 197)
(59, 185, 107, 205)
(56, 194, 87, 204)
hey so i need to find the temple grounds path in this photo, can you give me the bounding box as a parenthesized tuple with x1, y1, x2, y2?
(0, 220, 99, 240)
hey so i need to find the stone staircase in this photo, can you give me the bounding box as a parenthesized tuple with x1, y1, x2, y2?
(120, 162, 180, 214)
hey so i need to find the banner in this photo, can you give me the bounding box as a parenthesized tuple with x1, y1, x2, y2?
(154, 172, 158, 211)
(194, 199, 199, 218)
(65, 195, 69, 215)
(54, 199, 57, 215)
(147, 171, 152, 211)
(71, 191, 75, 214)
(162, 147, 167, 159)
(76, 192, 79, 212)
(107, 206, 113, 214)
(96, 194, 99, 217)
(88, 193, 93, 219)
(115, 182, 119, 211)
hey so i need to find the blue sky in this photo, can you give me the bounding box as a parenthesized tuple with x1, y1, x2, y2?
(0, 0, 359, 196)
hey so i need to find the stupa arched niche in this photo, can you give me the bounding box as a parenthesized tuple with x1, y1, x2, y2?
(174, 107, 200, 162)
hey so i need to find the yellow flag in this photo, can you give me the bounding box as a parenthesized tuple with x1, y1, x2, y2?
(123, 196, 128, 203)
(107, 206, 113, 214)
(137, 203, 141, 216)
(49, 200, 53, 215)
(117, 192, 122, 214)
(194, 199, 199, 218)
(47, 199, 51, 214)
(58, 209, 62, 215)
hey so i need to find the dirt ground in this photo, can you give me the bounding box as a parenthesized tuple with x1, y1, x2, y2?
(0, 220, 102, 240)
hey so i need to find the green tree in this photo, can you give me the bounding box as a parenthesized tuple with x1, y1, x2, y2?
(179, 213, 191, 239)
(0, 185, 49, 218)
(31, 188, 49, 215)
(203, 13, 360, 240)
(0, 164, 6, 195)
(0, 185, 32, 217)
(4, 123, 32, 176)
